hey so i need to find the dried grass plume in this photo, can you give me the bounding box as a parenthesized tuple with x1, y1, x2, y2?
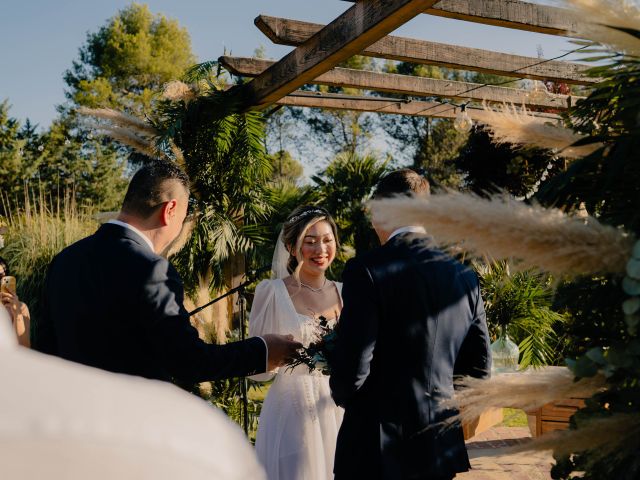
(370, 193, 634, 277)
(503, 413, 640, 462)
(443, 367, 606, 426)
(163, 81, 196, 103)
(482, 103, 602, 159)
(561, 0, 640, 57)
(78, 107, 185, 165)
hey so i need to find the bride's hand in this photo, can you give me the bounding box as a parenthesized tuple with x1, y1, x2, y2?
(262, 334, 302, 370)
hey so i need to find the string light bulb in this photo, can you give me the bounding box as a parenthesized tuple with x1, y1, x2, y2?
(526, 80, 548, 104)
(453, 104, 473, 132)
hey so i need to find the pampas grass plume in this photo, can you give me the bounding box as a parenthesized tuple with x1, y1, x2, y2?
(370, 193, 634, 277)
(561, 0, 640, 57)
(96, 125, 159, 159)
(505, 413, 640, 460)
(163, 81, 196, 103)
(482, 103, 602, 159)
(78, 107, 158, 137)
(443, 367, 606, 426)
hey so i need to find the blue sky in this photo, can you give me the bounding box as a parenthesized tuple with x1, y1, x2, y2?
(0, 0, 581, 129)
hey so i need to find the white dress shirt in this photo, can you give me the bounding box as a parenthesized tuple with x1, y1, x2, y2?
(388, 226, 427, 241)
(107, 219, 155, 252)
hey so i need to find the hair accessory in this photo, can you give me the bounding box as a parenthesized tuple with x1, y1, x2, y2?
(286, 208, 325, 224)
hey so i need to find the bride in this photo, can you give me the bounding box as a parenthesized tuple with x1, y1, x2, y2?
(249, 205, 344, 480)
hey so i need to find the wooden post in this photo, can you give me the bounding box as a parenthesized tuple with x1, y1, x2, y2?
(233, 0, 440, 109)
(221, 56, 577, 109)
(342, 0, 581, 36)
(273, 91, 560, 123)
(255, 15, 594, 85)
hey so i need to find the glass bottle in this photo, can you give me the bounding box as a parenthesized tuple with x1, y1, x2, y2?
(490, 327, 519, 373)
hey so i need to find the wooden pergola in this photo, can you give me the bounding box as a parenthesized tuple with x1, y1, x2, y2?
(219, 0, 588, 122)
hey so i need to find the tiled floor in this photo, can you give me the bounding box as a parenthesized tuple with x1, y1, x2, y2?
(456, 427, 553, 480)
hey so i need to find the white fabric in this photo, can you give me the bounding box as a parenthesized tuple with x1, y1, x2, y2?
(0, 307, 18, 349)
(0, 308, 265, 480)
(249, 279, 344, 480)
(388, 225, 427, 240)
(107, 219, 155, 252)
(271, 229, 290, 280)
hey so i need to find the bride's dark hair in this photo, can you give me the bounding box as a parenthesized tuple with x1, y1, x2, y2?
(282, 206, 339, 275)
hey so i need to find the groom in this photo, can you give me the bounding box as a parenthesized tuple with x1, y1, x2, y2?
(38, 159, 299, 383)
(330, 169, 491, 480)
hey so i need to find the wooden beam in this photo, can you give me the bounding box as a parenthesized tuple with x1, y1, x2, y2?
(255, 15, 594, 85)
(233, 0, 439, 109)
(343, 0, 580, 36)
(221, 56, 577, 109)
(276, 91, 560, 124)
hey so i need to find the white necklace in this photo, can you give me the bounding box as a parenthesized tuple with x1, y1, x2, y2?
(300, 278, 327, 293)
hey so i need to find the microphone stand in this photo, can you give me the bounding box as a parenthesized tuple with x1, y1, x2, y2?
(188, 266, 269, 436)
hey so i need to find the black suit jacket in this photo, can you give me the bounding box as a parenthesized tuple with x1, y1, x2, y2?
(37, 223, 266, 383)
(330, 233, 491, 480)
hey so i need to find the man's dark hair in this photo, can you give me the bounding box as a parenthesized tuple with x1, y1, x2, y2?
(121, 160, 190, 218)
(373, 168, 430, 199)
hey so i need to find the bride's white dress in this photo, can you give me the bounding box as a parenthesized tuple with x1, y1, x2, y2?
(249, 279, 344, 480)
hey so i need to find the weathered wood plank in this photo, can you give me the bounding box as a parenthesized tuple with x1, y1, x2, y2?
(343, 0, 580, 36)
(276, 91, 560, 123)
(221, 56, 576, 109)
(233, 0, 439, 109)
(256, 15, 593, 85)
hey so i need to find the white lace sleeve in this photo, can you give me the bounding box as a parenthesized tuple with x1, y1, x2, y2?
(248, 280, 280, 382)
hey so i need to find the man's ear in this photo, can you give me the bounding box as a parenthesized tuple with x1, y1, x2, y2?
(160, 199, 178, 226)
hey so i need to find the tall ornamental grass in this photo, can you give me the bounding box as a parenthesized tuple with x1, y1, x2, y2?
(1, 192, 97, 340)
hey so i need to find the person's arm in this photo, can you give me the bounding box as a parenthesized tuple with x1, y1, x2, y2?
(142, 259, 267, 383)
(15, 302, 30, 348)
(453, 283, 491, 380)
(1, 291, 31, 348)
(329, 257, 379, 408)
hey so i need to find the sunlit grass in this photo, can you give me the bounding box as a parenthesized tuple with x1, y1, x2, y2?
(501, 408, 529, 427)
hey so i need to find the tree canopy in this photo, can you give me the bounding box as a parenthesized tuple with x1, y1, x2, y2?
(64, 3, 196, 116)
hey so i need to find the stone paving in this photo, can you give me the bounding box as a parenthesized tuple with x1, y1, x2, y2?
(456, 427, 554, 480)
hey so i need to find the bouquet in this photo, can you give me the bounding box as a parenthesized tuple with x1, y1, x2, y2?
(287, 315, 338, 375)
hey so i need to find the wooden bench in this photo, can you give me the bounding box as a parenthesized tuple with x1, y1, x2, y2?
(528, 397, 585, 437)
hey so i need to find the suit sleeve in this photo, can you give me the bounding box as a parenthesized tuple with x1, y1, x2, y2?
(141, 258, 267, 383)
(330, 257, 379, 408)
(453, 282, 492, 380)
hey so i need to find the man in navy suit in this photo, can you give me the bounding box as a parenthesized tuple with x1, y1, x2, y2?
(39, 160, 299, 383)
(330, 169, 491, 480)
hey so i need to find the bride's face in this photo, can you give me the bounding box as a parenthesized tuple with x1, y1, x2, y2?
(297, 220, 336, 276)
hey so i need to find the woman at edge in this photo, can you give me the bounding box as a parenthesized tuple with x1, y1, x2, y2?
(249, 206, 344, 480)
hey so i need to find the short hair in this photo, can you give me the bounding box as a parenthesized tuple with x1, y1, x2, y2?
(121, 160, 190, 218)
(373, 168, 430, 199)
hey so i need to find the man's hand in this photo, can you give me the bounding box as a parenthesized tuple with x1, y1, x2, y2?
(262, 334, 302, 371)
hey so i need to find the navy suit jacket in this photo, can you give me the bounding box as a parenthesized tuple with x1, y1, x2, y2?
(330, 233, 491, 480)
(37, 223, 266, 383)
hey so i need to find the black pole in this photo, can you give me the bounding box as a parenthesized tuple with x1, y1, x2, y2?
(187, 265, 270, 437)
(237, 287, 250, 436)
